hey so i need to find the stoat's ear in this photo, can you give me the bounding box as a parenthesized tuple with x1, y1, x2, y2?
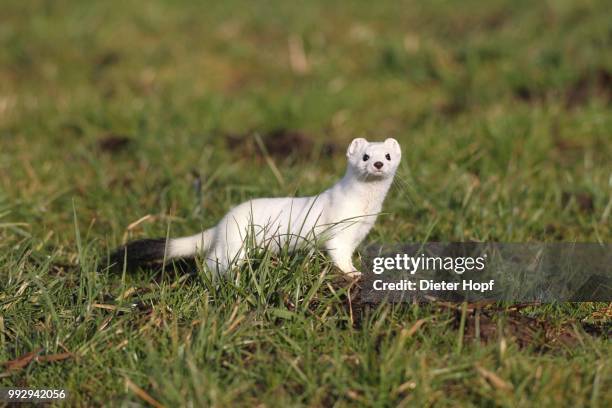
(384, 138, 400, 152)
(347, 138, 368, 157)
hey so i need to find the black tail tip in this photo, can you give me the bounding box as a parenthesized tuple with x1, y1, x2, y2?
(107, 238, 167, 271)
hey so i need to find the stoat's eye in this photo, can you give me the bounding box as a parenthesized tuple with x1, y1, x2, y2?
(362, 154, 370, 161)
(385, 153, 391, 161)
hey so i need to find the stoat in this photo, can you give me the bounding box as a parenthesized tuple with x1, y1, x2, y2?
(109, 138, 401, 277)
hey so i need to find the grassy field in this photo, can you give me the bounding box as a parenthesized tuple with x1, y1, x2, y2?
(1, 0, 611, 406)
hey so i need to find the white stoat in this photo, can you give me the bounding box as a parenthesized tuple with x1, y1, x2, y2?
(110, 138, 401, 277)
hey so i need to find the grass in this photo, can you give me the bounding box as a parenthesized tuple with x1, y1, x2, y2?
(0, 0, 611, 406)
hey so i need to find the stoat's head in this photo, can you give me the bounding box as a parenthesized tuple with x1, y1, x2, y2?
(346, 138, 401, 180)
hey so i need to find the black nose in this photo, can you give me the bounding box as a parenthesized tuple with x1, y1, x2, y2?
(374, 161, 383, 169)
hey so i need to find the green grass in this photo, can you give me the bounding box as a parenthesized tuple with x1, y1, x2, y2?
(1, 0, 610, 406)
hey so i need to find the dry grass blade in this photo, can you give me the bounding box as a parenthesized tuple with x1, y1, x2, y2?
(0, 348, 74, 371)
(0, 348, 72, 377)
(402, 319, 427, 338)
(127, 214, 153, 231)
(37, 352, 73, 363)
(475, 364, 514, 392)
(93, 303, 119, 310)
(253, 133, 286, 187)
(346, 389, 365, 402)
(125, 377, 165, 408)
(1, 347, 43, 371)
(288, 34, 309, 74)
(92, 303, 133, 313)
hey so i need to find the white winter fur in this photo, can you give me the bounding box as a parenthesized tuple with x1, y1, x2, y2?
(167, 138, 401, 276)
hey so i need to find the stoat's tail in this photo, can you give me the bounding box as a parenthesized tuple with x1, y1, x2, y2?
(108, 229, 214, 270)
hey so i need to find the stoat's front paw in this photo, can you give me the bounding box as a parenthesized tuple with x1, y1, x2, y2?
(344, 270, 362, 279)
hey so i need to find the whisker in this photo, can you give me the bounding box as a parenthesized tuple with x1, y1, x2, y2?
(391, 172, 418, 206)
